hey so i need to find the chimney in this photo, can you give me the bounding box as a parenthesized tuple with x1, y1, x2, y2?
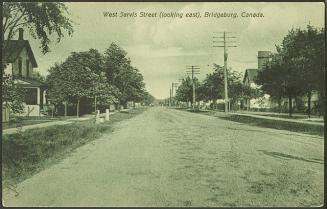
(18, 28, 24, 40)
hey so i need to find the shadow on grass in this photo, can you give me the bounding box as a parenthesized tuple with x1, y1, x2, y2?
(176, 108, 324, 137)
(218, 115, 324, 137)
(257, 150, 324, 164)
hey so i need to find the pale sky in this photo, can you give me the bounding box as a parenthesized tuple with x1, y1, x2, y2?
(20, 2, 324, 99)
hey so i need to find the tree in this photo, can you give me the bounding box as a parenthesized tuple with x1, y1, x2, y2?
(2, 2, 74, 117)
(256, 25, 325, 117)
(198, 64, 224, 104)
(291, 25, 325, 117)
(2, 74, 25, 114)
(104, 42, 130, 84)
(92, 72, 120, 111)
(47, 50, 107, 117)
(141, 92, 156, 106)
(199, 64, 255, 110)
(2, 2, 73, 61)
(175, 76, 200, 105)
(104, 43, 146, 109)
(256, 54, 286, 112)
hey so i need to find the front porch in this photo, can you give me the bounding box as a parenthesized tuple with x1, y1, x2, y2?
(15, 78, 47, 117)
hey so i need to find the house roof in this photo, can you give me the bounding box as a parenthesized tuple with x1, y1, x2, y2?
(243, 68, 258, 84)
(15, 77, 46, 87)
(3, 40, 38, 67)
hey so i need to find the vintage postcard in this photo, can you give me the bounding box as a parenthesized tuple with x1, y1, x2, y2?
(1, 1, 325, 207)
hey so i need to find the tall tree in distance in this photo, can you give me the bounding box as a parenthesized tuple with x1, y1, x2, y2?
(198, 64, 224, 105)
(103, 42, 147, 109)
(175, 76, 200, 105)
(104, 42, 130, 83)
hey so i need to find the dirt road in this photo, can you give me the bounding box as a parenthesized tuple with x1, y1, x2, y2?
(3, 107, 324, 207)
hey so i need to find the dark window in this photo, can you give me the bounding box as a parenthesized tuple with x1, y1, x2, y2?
(26, 60, 30, 77)
(24, 88, 38, 105)
(18, 58, 22, 76)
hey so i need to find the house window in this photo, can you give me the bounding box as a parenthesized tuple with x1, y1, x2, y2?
(26, 60, 30, 77)
(24, 88, 38, 105)
(18, 58, 22, 76)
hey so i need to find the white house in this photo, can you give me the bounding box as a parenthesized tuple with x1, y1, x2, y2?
(3, 28, 47, 117)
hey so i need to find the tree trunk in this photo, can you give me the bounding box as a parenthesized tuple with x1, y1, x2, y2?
(246, 99, 250, 111)
(64, 101, 67, 117)
(117, 102, 121, 112)
(288, 95, 292, 117)
(307, 91, 311, 118)
(77, 98, 80, 118)
(94, 96, 97, 113)
(278, 97, 281, 113)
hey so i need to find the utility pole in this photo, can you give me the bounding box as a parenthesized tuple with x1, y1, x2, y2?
(171, 82, 178, 106)
(213, 32, 237, 113)
(169, 88, 172, 107)
(186, 66, 200, 110)
(171, 82, 179, 97)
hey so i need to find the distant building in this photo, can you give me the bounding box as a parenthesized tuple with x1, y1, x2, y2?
(258, 51, 272, 71)
(242, 50, 319, 113)
(243, 68, 258, 89)
(3, 28, 47, 117)
(242, 51, 272, 110)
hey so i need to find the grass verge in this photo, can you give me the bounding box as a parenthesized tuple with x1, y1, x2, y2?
(220, 114, 324, 137)
(2, 107, 147, 188)
(180, 109, 324, 137)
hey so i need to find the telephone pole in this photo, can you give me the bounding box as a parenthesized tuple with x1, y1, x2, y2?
(169, 88, 172, 107)
(171, 82, 179, 97)
(186, 66, 200, 110)
(213, 32, 237, 113)
(171, 82, 179, 106)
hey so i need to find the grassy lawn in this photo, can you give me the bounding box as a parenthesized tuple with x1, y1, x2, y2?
(2, 116, 77, 130)
(179, 109, 324, 137)
(2, 107, 147, 188)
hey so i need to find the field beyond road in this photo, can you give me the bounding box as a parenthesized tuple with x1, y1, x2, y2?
(2, 107, 324, 207)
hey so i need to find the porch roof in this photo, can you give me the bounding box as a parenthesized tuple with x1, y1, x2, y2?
(15, 77, 46, 88)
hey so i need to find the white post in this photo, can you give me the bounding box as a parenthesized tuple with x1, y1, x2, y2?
(43, 90, 47, 104)
(96, 110, 100, 124)
(105, 109, 110, 121)
(37, 87, 41, 105)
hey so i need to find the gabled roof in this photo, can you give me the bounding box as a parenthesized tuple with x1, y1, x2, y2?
(3, 40, 38, 67)
(243, 68, 258, 84)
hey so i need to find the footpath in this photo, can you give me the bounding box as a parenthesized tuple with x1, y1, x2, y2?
(2, 111, 118, 136)
(228, 112, 324, 126)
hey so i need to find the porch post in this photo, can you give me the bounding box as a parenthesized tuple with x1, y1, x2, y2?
(43, 90, 47, 104)
(37, 87, 41, 105)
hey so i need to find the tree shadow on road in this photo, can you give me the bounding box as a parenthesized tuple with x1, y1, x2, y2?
(257, 150, 324, 164)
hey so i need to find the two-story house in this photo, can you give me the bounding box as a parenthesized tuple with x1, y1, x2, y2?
(3, 28, 47, 117)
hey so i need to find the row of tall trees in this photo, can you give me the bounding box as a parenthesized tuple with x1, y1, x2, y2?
(256, 25, 325, 117)
(46, 43, 152, 116)
(175, 64, 260, 110)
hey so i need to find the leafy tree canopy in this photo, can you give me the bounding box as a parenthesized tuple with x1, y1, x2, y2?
(2, 2, 73, 55)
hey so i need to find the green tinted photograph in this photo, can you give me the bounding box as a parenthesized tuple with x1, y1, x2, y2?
(2, 1, 325, 207)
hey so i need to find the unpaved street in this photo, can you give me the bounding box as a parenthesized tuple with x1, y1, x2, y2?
(3, 107, 324, 207)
